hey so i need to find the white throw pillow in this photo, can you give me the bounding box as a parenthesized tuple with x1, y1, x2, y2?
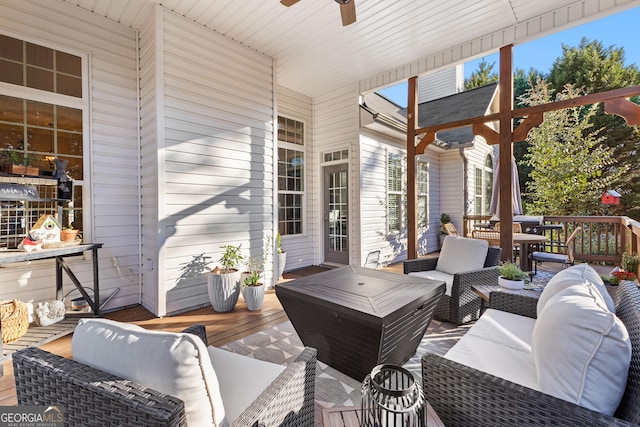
(436, 236, 489, 275)
(532, 283, 631, 416)
(537, 263, 615, 316)
(72, 318, 227, 427)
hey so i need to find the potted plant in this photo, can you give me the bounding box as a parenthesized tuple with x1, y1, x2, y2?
(276, 232, 287, 280)
(439, 213, 452, 248)
(2, 143, 39, 176)
(498, 262, 528, 290)
(60, 225, 80, 241)
(242, 270, 265, 311)
(206, 244, 243, 312)
(241, 236, 272, 310)
(622, 252, 639, 278)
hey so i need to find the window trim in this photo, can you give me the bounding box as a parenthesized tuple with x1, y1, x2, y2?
(0, 32, 90, 244)
(387, 151, 405, 234)
(277, 114, 306, 237)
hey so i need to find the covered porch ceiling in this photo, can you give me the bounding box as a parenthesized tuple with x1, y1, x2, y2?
(60, 0, 639, 97)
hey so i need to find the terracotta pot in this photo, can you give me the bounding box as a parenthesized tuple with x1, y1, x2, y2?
(60, 229, 80, 241)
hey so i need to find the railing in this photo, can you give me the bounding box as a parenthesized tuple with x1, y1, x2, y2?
(463, 215, 640, 270)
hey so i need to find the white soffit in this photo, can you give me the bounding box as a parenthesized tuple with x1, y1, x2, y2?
(59, 0, 640, 97)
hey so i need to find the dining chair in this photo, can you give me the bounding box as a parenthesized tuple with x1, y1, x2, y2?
(531, 227, 582, 274)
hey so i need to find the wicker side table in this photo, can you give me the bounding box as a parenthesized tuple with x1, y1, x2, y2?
(322, 403, 445, 427)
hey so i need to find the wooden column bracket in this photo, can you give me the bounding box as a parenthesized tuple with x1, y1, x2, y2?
(512, 112, 544, 142)
(416, 131, 435, 154)
(604, 98, 640, 125)
(472, 123, 499, 145)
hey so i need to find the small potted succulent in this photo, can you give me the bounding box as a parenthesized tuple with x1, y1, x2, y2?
(207, 244, 243, 312)
(498, 262, 528, 290)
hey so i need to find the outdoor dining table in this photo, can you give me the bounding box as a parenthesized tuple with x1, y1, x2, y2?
(513, 233, 547, 272)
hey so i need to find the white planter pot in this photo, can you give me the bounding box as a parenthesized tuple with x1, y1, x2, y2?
(243, 284, 265, 311)
(498, 276, 525, 290)
(206, 270, 241, 312)
(277, 252, 287, 279)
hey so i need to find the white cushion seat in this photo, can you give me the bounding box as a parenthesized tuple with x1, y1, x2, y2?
(443, 263, 632, 417)
(72, 318, 286, 427)
(408, 236, 489, 297)
(445, 308, 538, 390)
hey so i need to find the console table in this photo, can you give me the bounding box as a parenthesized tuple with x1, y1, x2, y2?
(0, 243, 103, 315)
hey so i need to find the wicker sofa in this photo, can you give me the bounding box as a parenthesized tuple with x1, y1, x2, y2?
(422, 268, 640, 427)
(12, 322, 317, 427)
(404, 236, 502, 325)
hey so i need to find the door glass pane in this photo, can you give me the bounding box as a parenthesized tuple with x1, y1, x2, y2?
(328, 170, 348, 253)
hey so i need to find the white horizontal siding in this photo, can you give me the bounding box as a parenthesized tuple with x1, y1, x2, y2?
(313, 84, 360, 266)
(439, 150, 465, 234)
(418, 65, 464, 102)
(0, 0, 141, 312)
(156, 10, 275, 315)
(276, 86, 315, 271)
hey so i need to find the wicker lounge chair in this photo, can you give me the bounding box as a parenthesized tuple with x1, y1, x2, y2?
(422, 281, 640, 427)
(404, 238, 502, 325)
(12, 324, 317, 427)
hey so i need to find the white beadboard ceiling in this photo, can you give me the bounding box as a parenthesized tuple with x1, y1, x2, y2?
(61, 0, 639, 98)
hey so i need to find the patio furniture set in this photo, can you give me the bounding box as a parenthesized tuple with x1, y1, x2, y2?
(11, 235, 638, 426)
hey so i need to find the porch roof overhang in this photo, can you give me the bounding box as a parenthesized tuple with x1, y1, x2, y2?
(58, 0, 639, 97)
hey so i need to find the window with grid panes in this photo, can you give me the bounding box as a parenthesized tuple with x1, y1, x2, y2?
(0, 34, 84, 248)
(474, 167, 483, 215)
(417, 160, 429, 228)
(388, 153, 403, 233)
(277, 116, 304, 235)
(484, 155, 493, 214)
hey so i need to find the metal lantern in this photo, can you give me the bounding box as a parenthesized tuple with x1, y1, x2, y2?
(361, 364, 426, 427)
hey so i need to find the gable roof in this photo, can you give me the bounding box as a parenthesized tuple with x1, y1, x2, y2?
(361, 83, 499, 148)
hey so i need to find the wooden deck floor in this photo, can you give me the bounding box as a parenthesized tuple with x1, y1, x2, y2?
(0, 260, 612, 406)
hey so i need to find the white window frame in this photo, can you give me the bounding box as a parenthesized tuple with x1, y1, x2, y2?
(277, 115, 306, 236)
(417, 160, 429, 229)
(387, 152, 405, 234)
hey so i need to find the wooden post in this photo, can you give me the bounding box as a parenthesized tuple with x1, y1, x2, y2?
(499, 45, 514, 262)
(407, 77, 418, 260)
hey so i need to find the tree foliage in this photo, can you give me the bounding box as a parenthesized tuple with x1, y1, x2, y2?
(521, 80, 624, 215)
(465, 59, 498, 90)
(548, 38, 640, 217)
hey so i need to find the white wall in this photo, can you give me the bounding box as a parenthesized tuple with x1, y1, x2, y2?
(312, 84, 360, 267)
(276, 86, 314, 271)
(418, 65, 464, 103)
(439, 149, 465, 234)
(0, 0, 141, 311)
(140, 8, 275, 315)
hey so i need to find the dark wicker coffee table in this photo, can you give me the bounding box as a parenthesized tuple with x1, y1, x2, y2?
(275, 265, 445, 380)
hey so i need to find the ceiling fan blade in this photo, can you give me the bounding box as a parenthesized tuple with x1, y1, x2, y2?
(340, 1, 356, 26)
(281, 0, 300, 6)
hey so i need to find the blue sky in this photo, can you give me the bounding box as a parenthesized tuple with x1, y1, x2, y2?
(379, 6, 640, 107)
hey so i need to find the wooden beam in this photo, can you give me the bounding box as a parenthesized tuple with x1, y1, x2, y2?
(407, 76, 418, 260)
(413, 85, 640, 139)
(416, 131, 435, 154)
(604, 98, 640, 126)
(472, 123, 499, 145)
(415, 113, 500, 135)
(512, 113, 544, 142)
(498, 45, 514, 262)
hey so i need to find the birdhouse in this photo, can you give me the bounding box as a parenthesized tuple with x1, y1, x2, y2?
(602, 190, 621, 205)
(30, 214, 61, 243)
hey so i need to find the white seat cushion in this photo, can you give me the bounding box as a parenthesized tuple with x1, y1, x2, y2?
(72, 318, 226, 427)
(532, 282, 631, 415)
(537, 263, 615, 315)
(436, 236, 489, 275)
(444, 309, 538, 390)
(208, 346, 285, 421)
(408, 270, 453, 296)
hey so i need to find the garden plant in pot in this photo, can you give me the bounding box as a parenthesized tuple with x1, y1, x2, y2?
(240, 236, 271, 311)
(207, 244, 243, 312)
(498, 262, 528, 290)
(276, 232, 287, 280)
